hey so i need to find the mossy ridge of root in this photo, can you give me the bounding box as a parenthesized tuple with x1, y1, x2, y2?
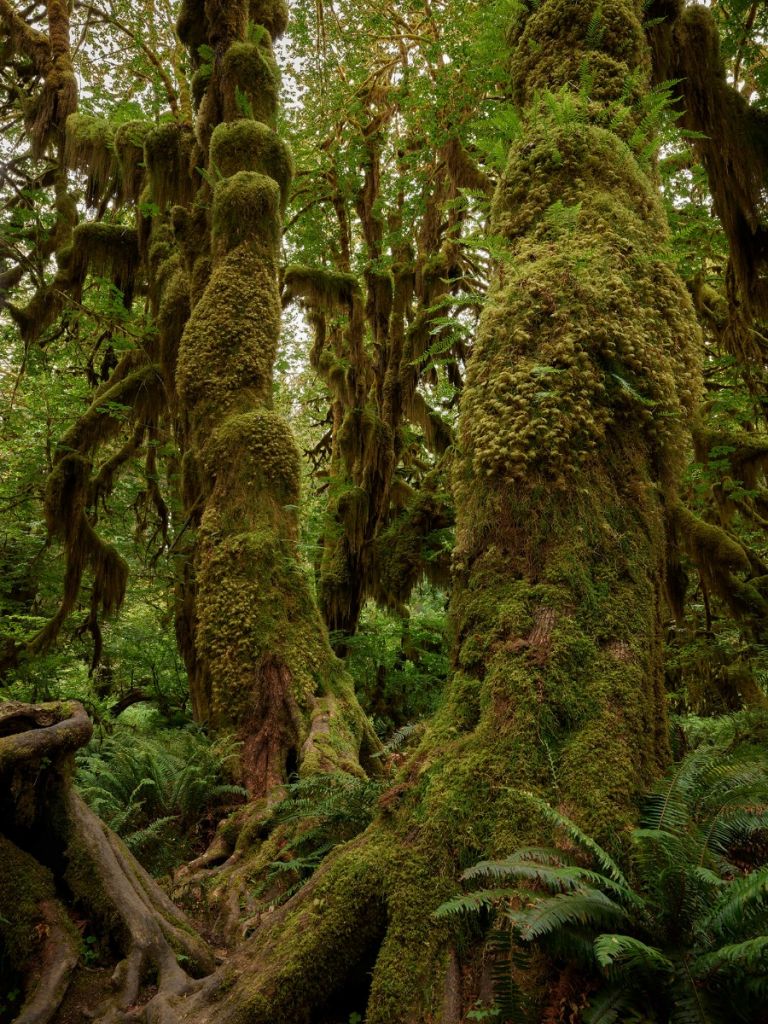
(0, 702, 215, 1024)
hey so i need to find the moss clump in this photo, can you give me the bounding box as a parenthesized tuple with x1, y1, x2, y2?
(462, 117, 700, 487)
(210, 121, 293, 208)
(144, 121, 196, 209)
(71, 222, 140, 299)
(113, 119, 152, 202)
(177, 242, 280, 424)
(509, 0, 650, 116)
(283, 265, 361, 313)
(211, 171, 281, 257)
(250, 0, 289, 39)
(221, 41, 279, 125)
(201, 409, 301, 504)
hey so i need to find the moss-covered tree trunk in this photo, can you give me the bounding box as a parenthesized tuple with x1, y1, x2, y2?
(171, 0, 377, 795)
(166, 1, 702, 1020)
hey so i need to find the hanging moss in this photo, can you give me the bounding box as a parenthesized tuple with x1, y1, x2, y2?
(372, 488, 453, 610)
(156, 258, 191, 391)
(144, 121, 197, 210)
(692, 423, 768, 491)
(71, 222, 140, 301)
(210, 121, 293, 208)
(64, 113, 116, 206)
(283, 265, 361, 313)
(669, 501, 767, 627)
(176, 0, 207, 58)
(407, 391, 453, 455)
(650, 3, 768, 316)
(221, 41, 279, 125)
(211, 171, 281, 256)
(113, 119, 152, 203)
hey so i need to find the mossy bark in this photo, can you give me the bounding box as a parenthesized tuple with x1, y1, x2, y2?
(0, 703, 213, 1024)
(174, 0, 377, 795)
(167, 1, 702, 1020)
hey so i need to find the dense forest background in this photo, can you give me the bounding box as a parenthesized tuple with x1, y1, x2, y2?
(1, 0, 768, 1022)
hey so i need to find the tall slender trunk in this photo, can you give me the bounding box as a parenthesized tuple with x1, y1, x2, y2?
(172, 0, 377, 794)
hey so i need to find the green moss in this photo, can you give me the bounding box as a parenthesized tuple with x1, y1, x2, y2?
(509, 0, 650, 116)
(221, 41, 279, 126)
(64, 113, 115, 204)
(211, 171, 281, 257)
(463, 116, 700, 487)
(177, 242, 280, 422)
(71, 222, 140, 296)
(202, 409, 301, 504)
(283, 265, 361, 312)
(144, 121, 196, 209)
(0, 836, 57, 966)
(210, 121, 293, 208)
(156, 259, 191, 386)
(113, 119, 151, 202)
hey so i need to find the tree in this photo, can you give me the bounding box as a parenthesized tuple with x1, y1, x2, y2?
(1, 0, 767, 1022)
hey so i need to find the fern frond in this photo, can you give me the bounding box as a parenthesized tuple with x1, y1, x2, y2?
(506, 887, 628, 941)
(581, 985, 635, 1024)
(434, 889, 517, 918)
(594, 933, 673, 975)
(693, 936, 768, 978)
(520, 792, 628, 884)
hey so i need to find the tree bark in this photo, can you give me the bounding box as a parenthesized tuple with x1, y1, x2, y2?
(0, 702, 214, 1024)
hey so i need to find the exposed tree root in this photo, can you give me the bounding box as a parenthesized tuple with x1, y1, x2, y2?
(0, 703, 214, 1024)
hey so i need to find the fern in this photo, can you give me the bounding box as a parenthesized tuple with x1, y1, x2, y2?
(76, 724, 245, 875)
(439, 728, 768, 1022)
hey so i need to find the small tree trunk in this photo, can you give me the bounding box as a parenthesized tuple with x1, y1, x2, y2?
(0, 702, 213, 1024)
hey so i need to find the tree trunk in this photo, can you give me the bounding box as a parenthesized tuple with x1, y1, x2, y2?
(171, 0, 378, 795)
(0, 702, 214, 1024)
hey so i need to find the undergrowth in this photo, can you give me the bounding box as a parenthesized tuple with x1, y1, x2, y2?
(437, 715, 768, 1023)
(76, 722, 246, 876)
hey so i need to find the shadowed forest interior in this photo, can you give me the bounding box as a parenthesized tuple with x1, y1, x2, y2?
(2, 0, 768, 1021)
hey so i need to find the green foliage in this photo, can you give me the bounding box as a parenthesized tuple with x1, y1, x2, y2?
(76, 722, 245, 875)
(436, 722, 768, 1022)
(343, 587, 448, 737)
(261, 772, 383, 902)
